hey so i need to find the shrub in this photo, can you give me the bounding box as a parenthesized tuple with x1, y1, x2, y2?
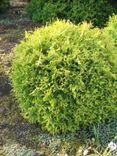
(11, 21, 117, 134)
(104, 15, 117, 45)
(26, 0, 116, 27)
(104, 14, 117, 69)
(0, 0, 10, 12)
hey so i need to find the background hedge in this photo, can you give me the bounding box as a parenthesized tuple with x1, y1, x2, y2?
(26, 0, 116, 27)
(0, 0, 10, 12)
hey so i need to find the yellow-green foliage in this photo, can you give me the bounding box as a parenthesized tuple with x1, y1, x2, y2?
(11, 21, 117, 134)
(103, 15, 117, 74)
(104, 15, 117, 45)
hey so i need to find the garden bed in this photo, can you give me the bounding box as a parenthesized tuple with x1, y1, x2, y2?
(0, 7, 117, 156)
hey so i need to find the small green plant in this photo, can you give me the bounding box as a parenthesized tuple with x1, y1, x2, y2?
(26, 0, 116, 27)
(11, 20, 117, 134)
(0, 0, 10, 12)
(91, 118, 117, 146)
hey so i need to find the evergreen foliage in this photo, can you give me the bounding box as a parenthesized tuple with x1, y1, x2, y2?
(11, 20, 117, 133)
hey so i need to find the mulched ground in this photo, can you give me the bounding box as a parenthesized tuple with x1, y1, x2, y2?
(0, 7, 48, 156)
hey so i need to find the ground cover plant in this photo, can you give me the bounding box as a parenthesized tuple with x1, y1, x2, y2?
(11, 19, 117, 134)
(26, 0, 117, 27)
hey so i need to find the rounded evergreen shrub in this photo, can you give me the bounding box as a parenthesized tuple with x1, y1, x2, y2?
(104, 15, 117, 45)
(26, 0, 116, 27)
(11, 21, 117, 134)
(0, 0, 10, 12)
